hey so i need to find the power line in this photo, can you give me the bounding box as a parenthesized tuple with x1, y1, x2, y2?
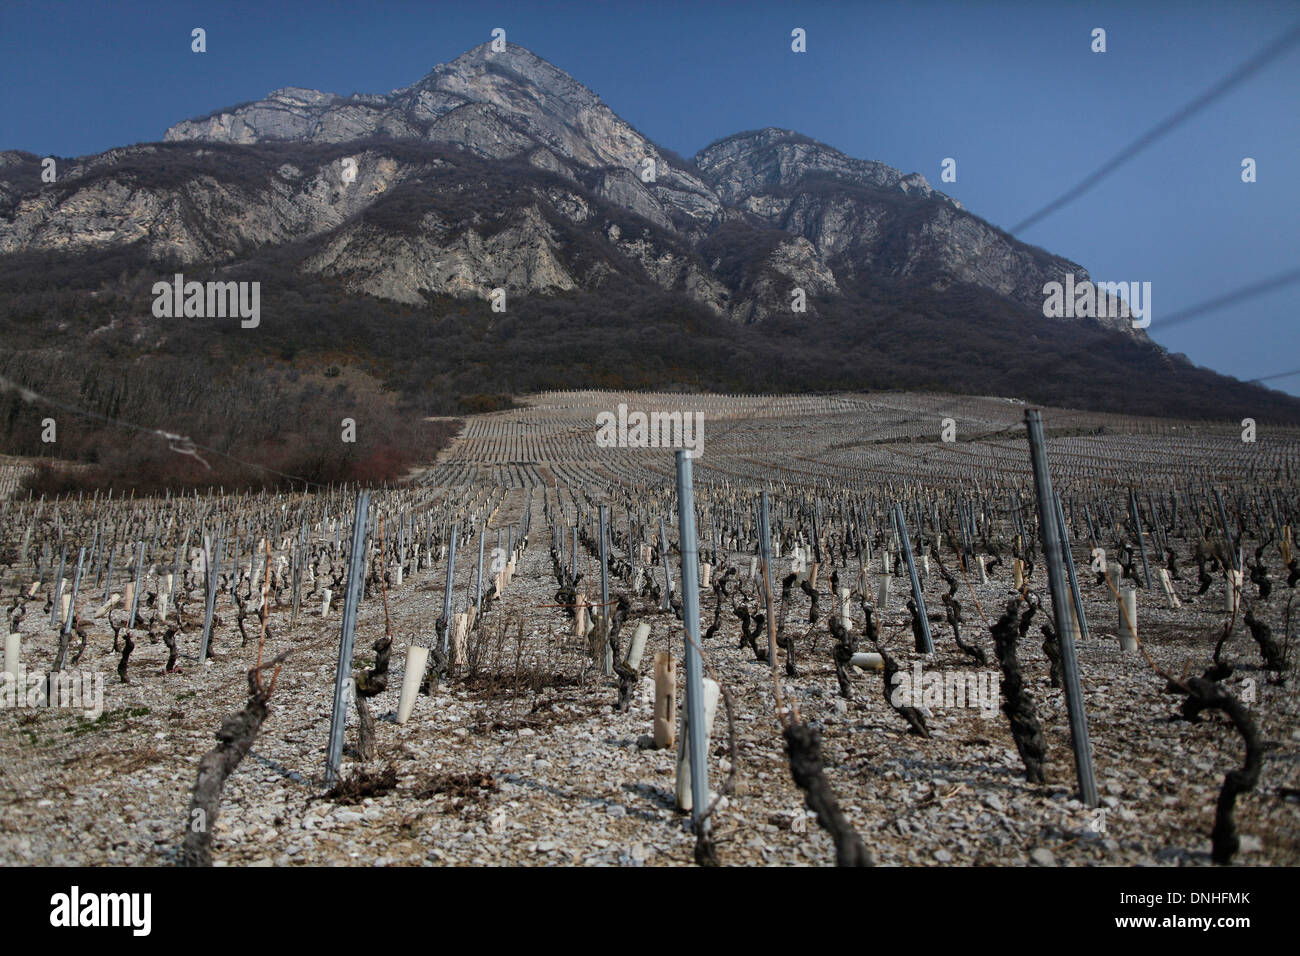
(1010, 21, 1300, 235)
(1250, 368, 1300, 384)
(591, 24, 1300, 450)
(1156, 265, 1300, 330)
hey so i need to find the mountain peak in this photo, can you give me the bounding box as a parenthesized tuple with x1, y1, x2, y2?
(166, 40, 648, 170)
(696, 126, 950, 206)
(701, 127, 822, 151)
(419, 40, 589, 95)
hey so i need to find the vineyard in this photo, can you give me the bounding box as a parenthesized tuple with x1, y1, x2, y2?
(0, 390, 1296, 867)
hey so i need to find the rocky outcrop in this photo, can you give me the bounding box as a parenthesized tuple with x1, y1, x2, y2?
(693, 128, 1090, 318)
(304, 204, 578, 303)
(695, 128, 952, 206)
(0, 146, 408, 262)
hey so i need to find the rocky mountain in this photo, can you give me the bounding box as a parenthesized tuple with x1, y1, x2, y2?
(0, 39, 1295, 450)
(2, 41, 1118, 327)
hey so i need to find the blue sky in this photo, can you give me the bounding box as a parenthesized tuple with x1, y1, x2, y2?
(3, 0, 1297, 395)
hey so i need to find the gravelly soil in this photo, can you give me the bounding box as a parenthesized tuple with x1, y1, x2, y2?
(1, 489, 1296, 868)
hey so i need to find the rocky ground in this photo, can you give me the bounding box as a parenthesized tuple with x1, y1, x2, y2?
(0, 489, 1296, 867)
